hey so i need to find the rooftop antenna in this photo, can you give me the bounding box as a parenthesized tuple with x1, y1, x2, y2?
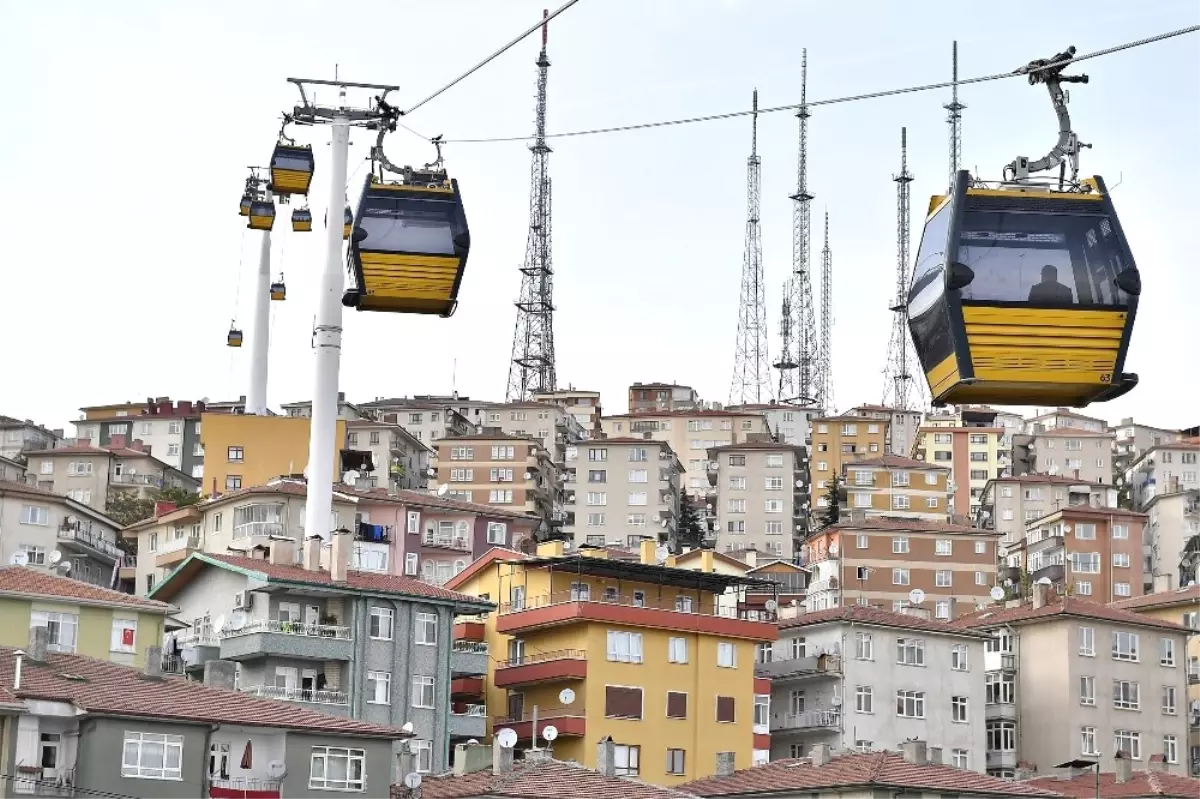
(817, 209, 833, 413)
(944, 41, 966, 191)
(788, 49, 819, 407)
(883, 127, 923, 412)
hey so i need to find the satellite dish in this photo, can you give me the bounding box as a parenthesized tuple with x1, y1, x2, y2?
(344, 470, 360, 486)
(401, 721, 415, 734)
(541, 725, 559, 742)
(829, 543, 839, 556)
(495, 728, 518, 749)
(57, 561, 71, 574)
(1062, 524, 1072, 533)
(8, 551, 28, 567)
(267, 761, 287, 778)
(908, 588, 926, 605)
(404, 773, 423, 790)
(229, 610, 247, 631)
(989, 586, 1005, 602)
(437, 484, 449, 497)
(764, 599, 779, 612)
(559, 688, 576, 706)
(1035, 576, 1052, 585)
(654, 546, 669, 564)
(49, 550, 62, 565)
(213, 615, 226, 635)
(795, 479, 804, 488)
(524, 472, 533, 480)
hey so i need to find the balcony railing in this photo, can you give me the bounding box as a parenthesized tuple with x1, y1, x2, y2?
(13, 765, 75, 796)
(220, 619, 352, 640)
(423, 533, 471, 551)
(497, 648, 587, 669)
(452, 703, 487, 717)
(110, 472, 163, 487)
(493, 703, 585, 725)
(159, 534, 200, 554)
(210, 777, 282, 793)
(232, 522, 285, 539)
(57, 526, 122, 558)
(452, 640, 489, 654)
(120, 554, 137, 568)
(499, 591, 776, 622)
(240, 685, 348, 705)
(775, 709, 841, 730)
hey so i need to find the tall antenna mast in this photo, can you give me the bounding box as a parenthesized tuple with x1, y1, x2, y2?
(883, 127, 922, 411)
(787, 49, 818, 405)
(817, 210, 833, 413)
(728, 89, 773, 406)
(506, 9, 557, 401)
(944, 40, 966, 189)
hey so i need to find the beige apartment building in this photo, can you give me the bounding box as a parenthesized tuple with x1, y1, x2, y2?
(1025, 407, 1109, 434)
(913, 424, 1006, 521)
(1017, 506, 1148, 603)
(1114, 418, 1183, 486)
(708, 441, 806, 560)
(0, 414, 63, 461)
(357, 396, 476, 446)
(956, 584, 1191, 777)
(476, 401, 586, 464)
(563, 438, 682, 549)
(978, 474, 1117, 558)
(841, 455, 950, 522)
(627, 382, 701, 413)
(803, 518, 999, 619)
(434, 433, 559, 536)
(73, 398, 210, 479)
(532, 387, 603, 437)
(726, 403, 820, 448)
(845, 404, 925, 459)
(1014, 428, 1116, 486)
(344, 419, 430, 491)
(1143, 489, 1200, 592)
(809, 415, 890, 515)
(26, 438, 199, 514)
(1129, 441, 1200, 511)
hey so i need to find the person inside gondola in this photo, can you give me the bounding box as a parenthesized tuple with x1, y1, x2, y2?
(1027, 264, 1074, 304)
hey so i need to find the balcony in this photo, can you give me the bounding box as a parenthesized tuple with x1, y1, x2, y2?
(772, 709, 841, 732)
(210, 777, 282, 799)
(354, 522, 391, 544)
(56, 524, 121, 560)
(118, 554, 137, 580)
(451, 677, 484, 698)
(449, 703, 487, 738)
(985, 701, 1018, 722)
(493, 705, 586, 742)
(986, 750, 1018, 770)
(13, 766, 75, 796)
(454, 621, 486, 641)
(1188, 663, 1199, 685)
(450, 639, 489, 676)
(422, 531, 471, 552)
(497, 592, 777, 641)
(1030, 562, 1065, 583)
(219, 619, 354, 662)
(239, 684, 349, 709)
(984, 652, 1017, 672)
(155, 534, 200, 568)
(494, 649, 588, 688)
(756, 654, 841, 681)
(109, 472, 165, 488)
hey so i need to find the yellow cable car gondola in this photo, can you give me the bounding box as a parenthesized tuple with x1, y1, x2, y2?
(270, 274, 286, 301)
(908, 48, 1139, 408)
(269, 143, 315, 197)
(227, 322, 243, 348)
(292, 207, 312, 232)
(239, 193, 252, 217)
(342, 205, 353, 240)
(247, 199, 276, 231)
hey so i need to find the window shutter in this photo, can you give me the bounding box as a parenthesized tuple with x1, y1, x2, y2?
(716, 696, 736, 723)
(604, 686, 643, 719)
(666, 691, 688, 719)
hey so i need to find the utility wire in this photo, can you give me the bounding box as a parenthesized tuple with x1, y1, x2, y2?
(439, 24, 1200, 144)
(402, 0, 585, 116)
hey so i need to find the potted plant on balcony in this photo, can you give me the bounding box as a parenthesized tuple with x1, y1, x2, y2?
(319, 614, 339, 637)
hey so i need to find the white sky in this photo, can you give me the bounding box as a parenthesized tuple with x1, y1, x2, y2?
(1, 1, 1197, 434)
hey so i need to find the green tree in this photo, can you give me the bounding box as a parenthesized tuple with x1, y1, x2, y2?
(105, 492, 157, 528)
(676, 490, 705, 551)
(157, 485, 201, 507)
(819, 474, 842, 529)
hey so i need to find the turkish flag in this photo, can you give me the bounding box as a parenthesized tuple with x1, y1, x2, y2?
(122, 628, 134, 647)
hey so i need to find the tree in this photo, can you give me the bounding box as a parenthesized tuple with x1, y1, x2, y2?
(157, 485, 201, 507)
(676, 490, 705, 551)
(105, 492, 157, 528)
(819, 474, 842, 529)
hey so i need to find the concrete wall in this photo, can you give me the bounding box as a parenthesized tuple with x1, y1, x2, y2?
(564, 441, 679, 548)
(0, 492, 119, 587)
(282, 732, 396, 798)
(76, 716, 208, 799)
(715, 448, 800, 559)
(199, 414, 347, 494)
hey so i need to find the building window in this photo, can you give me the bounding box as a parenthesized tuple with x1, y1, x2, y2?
(1113, 730, 1141, 760)
(607, 630, 644, 663)
(629, 469, 648, 483)
(369, 607, 394, 640)
(717, 642, 737, 668)
(604, 686, 643, 719)
(111, 618, 137, 653)
(790, 637, 806, 659)
(628, 492, 648, 506)
(896, 638, 925, 666)
(987, 721, 1016, 752)
(1079, 676, 1095, 705)
(613, 744, 640, 777)
(20, 505, 49, 526)
(892, 537, 909, 554)
(411, 675, 435, 708)
(935, 601, 951, 620)
(225, 475, 242, 491)
(1161, 685, 1177, 714)
(986, 672, 1015, 704)
(1113, 552, 1131, 568)
(716, 696, 736, 723)
(855, 632, 873, 660)
(18, 545, 46, 566)
(1163, 735, 1178, 764)
(410, 740, 433, 774)
(1112, 680, 1140, 710)
(856, 534, 868, 549)
(896, 690, 925, 718)
(1080, 726, 1098, 756)
(227, 446, 244, 463)
(1112, 631, 1139, 661)
(764, 499, 783, 513)
(415, 613, 438, 646)
(404, 553, 418, 575)
(31, 611, 77, 653)
(666, 691, 688, 719)
(666, 748, 686, 775)
(951, 696, 969, 722)
(935, 570, 952, 587)
(309, 746, 365, 791)
(951, 645, 968, 671)
(1160, 638, 1176, 666)
(892, 568, 910, 586)
(122, 731, 184, 780)
(1079, 626, 1095, 656)
(855, 686, 873, 713)
(487, 522, 507, 544)
(1114, 582, 1131, 597)
(367, 671, 391, 704)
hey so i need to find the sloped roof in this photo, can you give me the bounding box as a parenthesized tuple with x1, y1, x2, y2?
(952, 596, 1188, 633)
(1109, 585, 1200, 612)
(0, 648, 402, 737)
(827, 517, 986, 535)
(677, 752, 1061, 797)
(778, 604, 988, 638)
(401, 758, 692, 799)
(444, 546, 529, 591)
(1025, 770, 1200, 798)
(0, 480, 123, 528)
(0, 566, 173, 613)
(845, 454, 946, 470)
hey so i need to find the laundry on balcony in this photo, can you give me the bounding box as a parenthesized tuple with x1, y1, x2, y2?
(355, 522, 390, 543)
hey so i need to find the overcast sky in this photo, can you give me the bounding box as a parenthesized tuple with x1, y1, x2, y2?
(1, 0, 1196, 435)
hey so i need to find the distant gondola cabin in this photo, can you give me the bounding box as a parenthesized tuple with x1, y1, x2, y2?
(227, 327, 243, 348)
(342, 206, 353, 241)
(907, 170, 1140, 408)
(269, 143, 315, 197)
(247, 200, 276, 231)
(291, 207, 313, 232)
(270, 279, 286, 301)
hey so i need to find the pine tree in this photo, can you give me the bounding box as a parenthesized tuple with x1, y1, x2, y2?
(819, 474, 842, 528)
(676, 490, 705, 551)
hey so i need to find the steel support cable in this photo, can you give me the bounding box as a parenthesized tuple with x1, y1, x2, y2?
(434, 24, 1199, 144)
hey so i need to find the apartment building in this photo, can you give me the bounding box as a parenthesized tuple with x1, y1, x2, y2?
(280, 391, 365, 420)
(1109, 586, 1200, 776)
(1013, 428, 1116, 486)
(476, 401, 586, 464)
(73, 398, 211, 479)
(345, 419, 430, 491)
(0, 455, 26, 483)
(727, 403, 820, 449)
(359, 394, 486, 443)
(1025, 408, 1110, 434)
(979, 474, 1117, 558)
(0, 414, 63, 460)
(809, 416, 890, 518)
(0, 632, 404, 799)
(840, 455, 951, 523)
(445, 541, 779, 785)
(150, 542, 493, 775)
(1114, 418, 1183, 485)
(803, 518, 1000, 620)
(434, 434, 559, 538)
(846, 405, 925, 460)
(1129, 442, 1200, 511)
(1144, 490, 1200, 592)
(912, 424, 1006, 521)
(199, 413, 348, 494)
(1019, 506, 1148, 602)
(628, 382, 701, 413)
(955, 584, 1191, 777)
(759, 605, 987, 770)
(562, 438, 682, 550)
(708, 442, 806, 560)
(0, 565, 173, 667)
(532, 387, 603, 437)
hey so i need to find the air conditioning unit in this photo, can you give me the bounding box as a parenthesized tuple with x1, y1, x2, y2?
(233, 590, 253, 609)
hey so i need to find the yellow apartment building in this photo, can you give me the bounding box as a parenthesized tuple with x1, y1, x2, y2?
(841, 454, 951, 522)
(0, 566, 176, 667)
(199, 413, 347, 495)
(445, 540, 779, 785)
(809, 415, 890, 513)
(912, 425, 1005, 520)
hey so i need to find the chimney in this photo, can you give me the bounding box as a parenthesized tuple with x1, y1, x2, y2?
(900, 740, 928, 766)
(1032, 580, 1050, 609)
(596, 736, 616, 777)
(743, 549, 758, 569)
(77, 438, 91, 448)
(330, 528, 350, 582)
(808, 743, 831, 766)
(927, 746, 942, 766)
(492, 741, 514, 775)
(303, 535, 322, 571)
(109, 434, 127, 449)
(523, 748, 552, 764)
(639, 539, 656, 565)
(453, 743, 492, 776)
(203, 660, 237, 691)
(179, 401, 192, 415)
(28, 626, 49, 663)
(1114, 751, 1132, 782)
(699, 550, 714, 573)
(715, 751, 736, 777)
(130, 439, 145, 452)
(143, 645, 163, 678)
(269, 539, 297, 566)
(1146, 753, 1168, 772)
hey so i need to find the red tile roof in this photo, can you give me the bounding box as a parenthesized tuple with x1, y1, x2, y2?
(708, 441, 802, 452)
(1108, 585, 1200, 611)
(605, 410, 765, 420)
(0, 648, 402, 738)
(845, 454, 945, 469)
(1025, 770, 1200, 797)
(152, 553, 495, 609)
(991, 474, 1108, 486)
(953, 595, 1189, 633)
(828, 517, 987, 535)
(349, 486, 539, 521)
(678, 752, 1062, 796)
(779, 604, 989, 637)
(400, 758, 692, 799)
(0, 567, 172, 612)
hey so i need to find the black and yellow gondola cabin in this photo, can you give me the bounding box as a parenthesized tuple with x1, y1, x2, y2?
(239, 194, 252, 217)
(247, 199, 276, 231)
(270, 278, 286, 301)
(342, 175, 470, 317)
(269, 144, 315, 197)
(908, 169, 1141, 408)
(291, 207, 312, 232)
(227, 327, 243, 348)
(342, 206, 353, 241)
